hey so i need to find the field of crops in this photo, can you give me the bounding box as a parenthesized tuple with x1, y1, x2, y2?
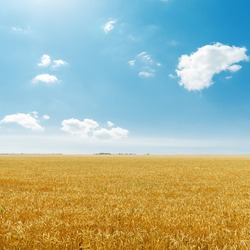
(1, 155, 250, 249)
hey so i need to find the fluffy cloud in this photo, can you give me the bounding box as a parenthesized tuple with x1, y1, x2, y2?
(32, 74, 59, 85)
(228, 64, 242, 73)
(43, 115, 50, 120)
(34, 55, 67, 85)
(61, 118, 99, 138)
(61, 118, 128, 140)
(102, 20, 116, 34)
(176, 43, 249, 91)
(129, 52, 161, 78)
(107, 121, 114, 127)
(52, 60, 67, 69)
(0, 113, 43, 131)
(38, 55, 51, 67)
(38, 54, 67, 69)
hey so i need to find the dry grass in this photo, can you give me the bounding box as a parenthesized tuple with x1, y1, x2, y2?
(1, 155, 250, 249)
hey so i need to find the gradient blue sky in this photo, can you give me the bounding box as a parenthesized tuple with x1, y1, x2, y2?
(1, 0, 250, 154)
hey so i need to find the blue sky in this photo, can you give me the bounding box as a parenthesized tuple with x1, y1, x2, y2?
(1, 0, 250, 154)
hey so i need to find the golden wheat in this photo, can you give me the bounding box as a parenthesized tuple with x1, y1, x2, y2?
(0, 155, 250, 249)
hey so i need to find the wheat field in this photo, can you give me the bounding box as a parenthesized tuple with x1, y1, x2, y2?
(0, 155, 250, 249)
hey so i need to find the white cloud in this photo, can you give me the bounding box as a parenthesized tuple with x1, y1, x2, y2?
(228, 64, 242, 72)
(139, 66, 155, 78)
(52, 60, 67, 69)
(61, 118, 99, 138)
(0, 113, 43, 131)
(112, 127, 129, 138)
(38, 54, 51, 67)
(61, 118, 129, 140)
(176, 43, 249, 91)
(93, 127, 129, 140)
(102, 19, 116, 34)
(43, 115, 50, 120)
(129, 51, 160, 78)
(128, 60, 136, 66)
(107, 121, 114, 127)
(38, 55, 67, 69)
(137, 52, 154, 64)
(34, 55, 67, 86)
(32, 74, 59, 85)
(139, 70, 155, 78)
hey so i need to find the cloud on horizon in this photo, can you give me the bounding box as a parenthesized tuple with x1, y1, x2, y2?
(176, 43, 249, 91)
(61, 118, 128, 140)
(93, 127, 129, 140)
